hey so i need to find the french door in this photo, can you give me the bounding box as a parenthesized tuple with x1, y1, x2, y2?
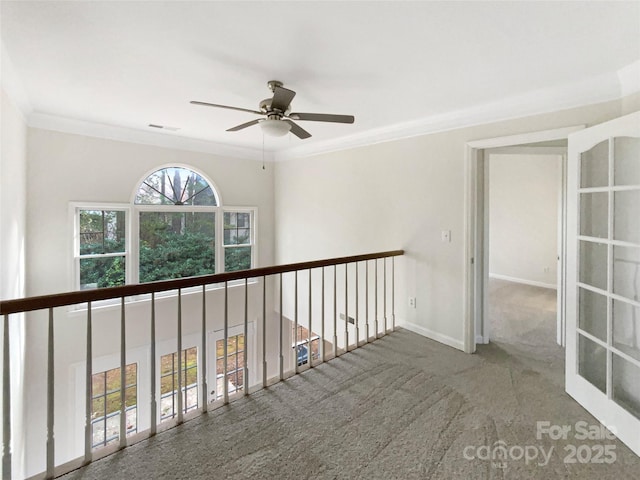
(566, 111, 640, 456)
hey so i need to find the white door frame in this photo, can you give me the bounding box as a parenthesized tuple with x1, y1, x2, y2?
(463, 125, 585, 353)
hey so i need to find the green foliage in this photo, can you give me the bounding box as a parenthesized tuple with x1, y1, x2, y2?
(139, 212, 215, 282)
(225, 246, 251, 272)
(80, 256, 126, 289)
(79, 207, 252, 289)
(80, 210, 125, 254)
(140, 231, 215, 282)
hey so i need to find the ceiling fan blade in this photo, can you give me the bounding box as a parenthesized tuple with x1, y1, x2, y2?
(271, 86, 296, 112)
(190, 101, 262, 116)
(227, 119, 261, 132)
(288, 113, 355, 124)
(284, 120, 312, 139)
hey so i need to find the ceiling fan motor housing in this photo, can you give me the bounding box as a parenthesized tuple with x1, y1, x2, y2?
(191, 79, 353, 139)
(259, 98, 290, 119)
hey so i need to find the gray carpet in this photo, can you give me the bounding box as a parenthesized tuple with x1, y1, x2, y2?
(62, 282, 640, 479)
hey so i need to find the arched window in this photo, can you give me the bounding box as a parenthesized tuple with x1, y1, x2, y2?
(134, 167, 218, 206)
(74, 166, 255, 290)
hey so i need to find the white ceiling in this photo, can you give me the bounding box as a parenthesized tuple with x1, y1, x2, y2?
(1, 1, 639, 158)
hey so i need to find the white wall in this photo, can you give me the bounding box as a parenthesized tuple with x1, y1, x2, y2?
(488, 154, 560, 288)
(274, 97, 631, 352)
(1, 88, 28, 479)
(1, 88, 27, 300)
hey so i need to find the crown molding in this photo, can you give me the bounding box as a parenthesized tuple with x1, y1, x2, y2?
(275, 66, 637, 162)
(27, 112, 274, 162)
(5, 45, 638, 163)
(0, 40, 33, 121)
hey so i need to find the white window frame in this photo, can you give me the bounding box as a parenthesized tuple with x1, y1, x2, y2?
(72, 345, 149, 456)
(71, 202, 132, 291)
(71, 166, 259, 292)
(207, 323, 255, 403)
(222, 207, 257, 275)
(154, 334, 201, 425)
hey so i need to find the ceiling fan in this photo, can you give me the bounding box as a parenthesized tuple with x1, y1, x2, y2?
(190, 80, 355, 139)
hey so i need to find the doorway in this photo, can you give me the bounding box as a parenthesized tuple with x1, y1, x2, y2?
(463, 125, 584, 353)
(484, 148, 564, 349)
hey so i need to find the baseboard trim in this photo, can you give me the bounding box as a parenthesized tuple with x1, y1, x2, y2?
(397, 320, 465, 351)
(489, 273, 557, 290)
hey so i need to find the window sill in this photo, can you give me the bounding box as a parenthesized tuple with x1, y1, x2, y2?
(68, 278, 260, 315)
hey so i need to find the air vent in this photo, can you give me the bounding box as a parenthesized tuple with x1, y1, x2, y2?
(148, 124, 180, 131)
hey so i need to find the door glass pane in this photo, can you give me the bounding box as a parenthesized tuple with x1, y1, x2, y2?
(613, 246, 640, 300)
(614, 137, 640, 186)
(613, 300, 640, 362)
(612, 354, 640, 420)
(579, 335, 607, 393)
(614, 190, 640, 244)
(579, 288, 607, 341)
(581, 140, 609, 188)
(580, 192, 608, 238)
(579, 241, 607, 290)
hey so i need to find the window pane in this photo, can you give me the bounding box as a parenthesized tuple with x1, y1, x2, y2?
(139, 212, 215, 282)
(185, 366, 198, 386)
(613, 246, 640, 300)
(614, 137, 640, 186)
(224, 212, 251, 245)
(125, 364, 137, 388)
(578, 288, 607, 342)
(80, 210, 126, 254)
(579, 192, 608, 239)
(225, 247, 251, 272)
(125, 386, 137, 408)
(80, 256, 125, 289)
(125, 407, 137, 435)
(612, 354, 640, 420)
(160, 348, 197, 420)
(105, 367, 121, 392)
(160, 372, 175, 395)
(613, 300, 640, 362)
(105, 413, 120, 446)
(92, 372, 105, 396)
(614, 190, 640, 244)
(92, 397, 105, 418)
(578, 334, 607, 393)
(581, 140, 608, 188)
(106, 392, 121, 415)
(134, 167, 217, 206)
(579, 241, 607, 290)
(186, 347, 198, 368)
(91, 363, 137, 449)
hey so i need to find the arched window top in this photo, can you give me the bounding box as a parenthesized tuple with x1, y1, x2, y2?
(134, 167, 218, 206)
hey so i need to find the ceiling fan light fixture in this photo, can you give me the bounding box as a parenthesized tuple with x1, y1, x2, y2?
(260, 118, 291, 137)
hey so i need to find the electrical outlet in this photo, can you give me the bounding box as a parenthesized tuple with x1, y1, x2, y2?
(544, 267, 550, 273)
(408, 297, 416, 308)
(441, 230, 451, 242)
(339, 313, 356, 324)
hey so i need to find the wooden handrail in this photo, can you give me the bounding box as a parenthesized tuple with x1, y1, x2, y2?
(0, 250, 404, 315)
